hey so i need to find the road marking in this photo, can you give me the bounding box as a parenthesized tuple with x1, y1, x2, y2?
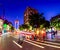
(12, 36, 18, 39)
(27, 40, 60, 48)
(44, 41, 60, 45)
(13, 40, 23, 48)
(24, 40, 44, 48)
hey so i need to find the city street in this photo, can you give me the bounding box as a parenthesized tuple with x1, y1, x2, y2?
(0, 33, 60, 50)
(0, 0, 60, 50)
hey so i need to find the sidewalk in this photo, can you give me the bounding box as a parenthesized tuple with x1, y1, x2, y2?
(0, 37, 2, 50)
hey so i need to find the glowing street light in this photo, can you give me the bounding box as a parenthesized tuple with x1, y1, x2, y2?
(3, 24, 7, 29)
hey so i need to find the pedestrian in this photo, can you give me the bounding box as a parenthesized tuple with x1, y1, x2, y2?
(42, 29, 46, 41)
(34, 35, 37, 41)
(30, 35, 32, 40)
(32, 35, 34, 40)
(18, 37, 20, 44)
(51, 30, 54, 39)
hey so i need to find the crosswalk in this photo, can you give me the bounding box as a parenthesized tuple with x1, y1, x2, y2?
(24, 39, 60, 49)
(13, 40, 23, 48)
(24, 40, 44, 48)
(44, 41, 60, 45)
(13, 36, 60, 49)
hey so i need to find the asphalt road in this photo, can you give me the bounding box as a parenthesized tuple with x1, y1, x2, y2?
(0, 33, 60, 50)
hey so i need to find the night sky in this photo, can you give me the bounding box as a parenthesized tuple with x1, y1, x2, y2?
(0, 0, 60, 26)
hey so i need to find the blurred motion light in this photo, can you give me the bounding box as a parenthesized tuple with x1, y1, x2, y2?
(36, 29, 39, 35)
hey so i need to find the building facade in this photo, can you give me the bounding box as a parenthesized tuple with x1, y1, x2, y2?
(24, 7, 38, 24)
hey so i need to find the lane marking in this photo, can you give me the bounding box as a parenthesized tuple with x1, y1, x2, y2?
(13, 40, 23, 48)
(44, 41, 60, 45)
(24, 40, 44, 48)
(27, 40, 60, 48)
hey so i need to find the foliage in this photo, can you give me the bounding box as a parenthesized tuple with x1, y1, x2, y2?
(10, 26, 14, 31)
(3, 20, 9, 24)
(50, 14, 60, 29)
(19, 24, 29, 30)
(43, 20, 50, 28)
(29, 13, 50, 28)
(19, 25, 24, 30)
(29, 13, 45, 28)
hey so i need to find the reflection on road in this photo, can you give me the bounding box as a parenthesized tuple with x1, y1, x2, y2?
(1, 33, 21, 50)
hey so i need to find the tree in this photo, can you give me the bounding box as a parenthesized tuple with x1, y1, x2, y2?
(19, 25, 24, 30)
(3, 19, 9, 24)
(22, 24, 29, 29)
(19, 24, 29, 30)
(43, 20, 50, 28)
(50, 14, 60, 29)
(29, 13, 45, 28)
(10, 26, 14, 31)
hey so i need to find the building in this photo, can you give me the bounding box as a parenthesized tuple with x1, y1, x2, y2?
(24, 7, 38, 24)
(0, 18, 4, 32)
(15, 20, 19, 30)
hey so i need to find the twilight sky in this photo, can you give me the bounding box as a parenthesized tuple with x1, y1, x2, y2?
(0, 0, 60, 26)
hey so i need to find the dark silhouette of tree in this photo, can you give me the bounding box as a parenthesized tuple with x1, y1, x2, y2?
(29, 13, 45, 28)
(50, 14, 60, 29)
(43, 20, 50, 28)
(22, 24, 29, 29)
(8, 22, 13, 26)
(3, 19, 9, 24)
(10, 26, 14, 31)
(19, 24, 29, 30)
